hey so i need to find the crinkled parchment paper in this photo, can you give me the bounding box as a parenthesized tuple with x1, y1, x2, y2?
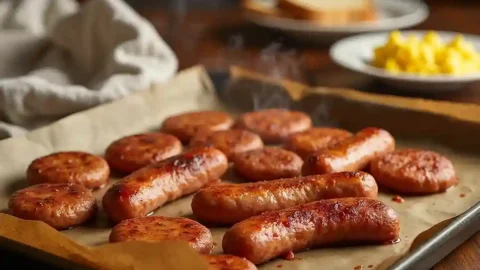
(0, 66, 479, 270)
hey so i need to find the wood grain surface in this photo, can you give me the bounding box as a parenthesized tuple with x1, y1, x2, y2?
(94, 0, 480, 269)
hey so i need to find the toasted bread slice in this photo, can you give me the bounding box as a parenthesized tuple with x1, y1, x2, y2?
(242, 0, 290, 18)
(278, 0, 377, 25)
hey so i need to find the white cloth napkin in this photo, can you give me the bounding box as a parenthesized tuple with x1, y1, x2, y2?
(0, 0, 178, 139)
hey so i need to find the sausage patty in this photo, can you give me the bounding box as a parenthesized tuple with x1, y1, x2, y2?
(8, 183, 97, 230)
(161, 111, 234, 143)
(190, 129, 263, 160)
(204, 255, 257, 270)
(26, 151, 109, 189)
(109, 216, 213, 254)
(222, 197, 400, 264)
(370, 149, 457, 194)
(232, 147, 303, 181)
(102, 146, 228, 223)
(105, 132, 182, 173)
(285, 127, 352, 158)
(192, 171, 378, 225)
(302, 127, 395, 175)
(235, 109, 312, 143)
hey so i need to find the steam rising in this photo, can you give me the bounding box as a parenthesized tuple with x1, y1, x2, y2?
(167, 18, 331, 126)
(220, 34, 310, 112)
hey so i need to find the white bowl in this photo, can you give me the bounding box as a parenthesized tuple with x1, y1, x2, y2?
(329, 31, 480, 92)
(244, 0, 429, 44)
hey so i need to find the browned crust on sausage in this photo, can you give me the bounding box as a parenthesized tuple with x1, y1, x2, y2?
(105, 132, 182, 173)
(161, 111, 234, 143)
(232, 147, 303, 182)
(302, 127, 395, 175)
(190, 129, 264, 160)
(8, 183, 97, 230)
(284, 127, 352, 158)
(26, 151, 109, 189)
(102, 146, 228, 223)
(222, 197, 400, 264)
(192, 171, 378, 225)
(109, 216, 213, 254)
(370, 149, 458, 194)
(235, 109, 312, 143)
(204, 254, 257, 270)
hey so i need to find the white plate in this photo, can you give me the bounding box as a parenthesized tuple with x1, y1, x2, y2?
(245, 0, 430, 43)
(330, 31, 480, 92)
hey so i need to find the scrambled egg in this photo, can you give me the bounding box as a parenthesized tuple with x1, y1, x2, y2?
(373, 31, 480, 75)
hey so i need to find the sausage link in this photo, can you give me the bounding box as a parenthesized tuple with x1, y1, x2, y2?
(222, 197, 400, 264)
(302, 127, 395, 175)
(192, 171, 377, 225)
(103, 146, 228, 223)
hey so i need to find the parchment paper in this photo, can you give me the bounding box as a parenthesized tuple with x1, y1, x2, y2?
(0, 65, 479, 270)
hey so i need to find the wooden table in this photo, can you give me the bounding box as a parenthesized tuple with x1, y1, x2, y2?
(132, 1, 480, 269)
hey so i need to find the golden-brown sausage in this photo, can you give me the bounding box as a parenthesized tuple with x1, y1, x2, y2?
(26, 151, 109, 189)
(161, 111, 234, 143)
(370, 149, 457, 194)
(192, 171, 378, 225)
(222, 197, 400, 264)
(235, 109, 312, 144)
(105, 132, 182, 173)
(190, 129, 263, 160)
(102, 146, 228, 223)
(232, 147, 303, 181)
(284, 127, 352, 158)
(302, 127, 395, 175)
(109, 216, 213, 254)
(9, 183, 97, 230)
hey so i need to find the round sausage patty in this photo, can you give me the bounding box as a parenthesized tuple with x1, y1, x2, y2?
(8, 183, 97, 230)
(235, 109, 312, 144)
(161, 111, 234, 143)
(26, 151, 109, 189)
(204, 255, 257, 270)
(109, 216, 213, 254)
(105, 132, 182, 173)
(285, 127, 352, 158)
(370, 149, 457, 194)
(190, 129, 263, 160)
(233, 147, 303, 181)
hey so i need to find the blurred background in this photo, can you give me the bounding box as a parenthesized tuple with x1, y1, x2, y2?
(102, 0, 480, 103)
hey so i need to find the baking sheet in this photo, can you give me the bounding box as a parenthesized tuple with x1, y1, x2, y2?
(0, 65, 479, 270)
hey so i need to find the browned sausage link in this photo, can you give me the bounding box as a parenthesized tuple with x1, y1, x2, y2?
(302, 127, 395, 175)
(102, 146, 228, 223)
(222, 197, 400, 265)
(192, 171, 378, 225)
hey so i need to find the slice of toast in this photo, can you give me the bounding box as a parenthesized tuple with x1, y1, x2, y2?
(242, 0, 290, 18)
(278, 0, 377, 25)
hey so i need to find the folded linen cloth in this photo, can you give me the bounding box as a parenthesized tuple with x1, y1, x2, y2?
(0, 0, 178, 139)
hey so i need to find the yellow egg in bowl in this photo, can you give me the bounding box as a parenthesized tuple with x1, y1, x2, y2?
(373, 31, 480, 76)
(330, 30, 480, 92)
